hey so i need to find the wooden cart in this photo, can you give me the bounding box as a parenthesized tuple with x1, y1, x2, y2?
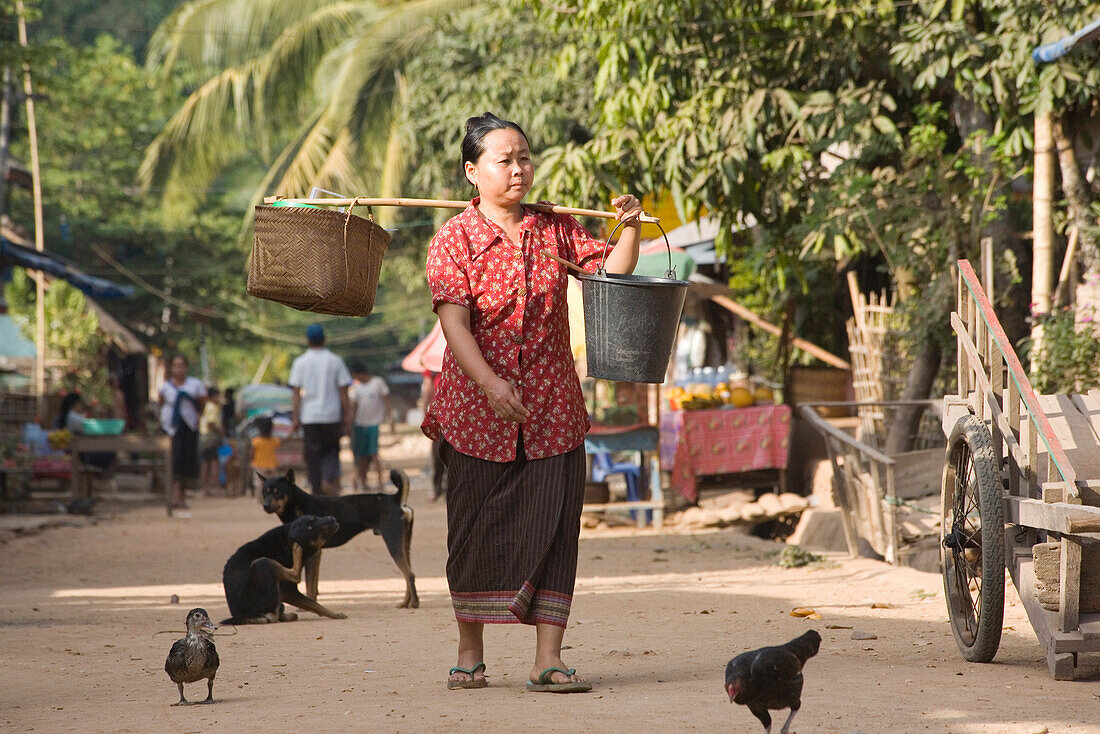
(940, 260, 1100, 679)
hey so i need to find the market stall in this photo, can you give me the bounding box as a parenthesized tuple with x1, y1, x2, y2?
(660, 403, 791, 503)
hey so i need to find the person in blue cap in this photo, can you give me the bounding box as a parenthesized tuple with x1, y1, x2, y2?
(288, 323, 353, 495)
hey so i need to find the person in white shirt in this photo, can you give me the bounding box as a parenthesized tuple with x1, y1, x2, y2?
(346, 362, 391, 493)
(288, 324, 352, 495)
(157, 354, 208, 512)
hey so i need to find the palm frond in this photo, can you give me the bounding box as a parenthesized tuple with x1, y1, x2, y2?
(147, 0, 342, 75)
(146, 0, 487, 220)
(254, 3, 374, 129)
(137, 60, 264, 211)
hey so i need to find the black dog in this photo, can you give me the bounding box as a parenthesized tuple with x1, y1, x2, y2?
(221, 514, 346, 624)
(260, 468, 418, 608)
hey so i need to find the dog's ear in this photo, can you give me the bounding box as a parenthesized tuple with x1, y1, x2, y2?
(284, 468, 295, 485)
(256, 471, 267, 483)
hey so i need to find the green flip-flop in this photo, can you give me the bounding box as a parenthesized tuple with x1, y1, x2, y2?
(526, 666, 593, 693)
(446, 662, 488, 690)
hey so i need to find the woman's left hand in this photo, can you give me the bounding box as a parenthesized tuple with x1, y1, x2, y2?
(612, 194, 642, 225)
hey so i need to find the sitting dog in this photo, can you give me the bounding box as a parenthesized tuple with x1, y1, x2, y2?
(260, 468, 418, 608)
(221, 514, 346, 624)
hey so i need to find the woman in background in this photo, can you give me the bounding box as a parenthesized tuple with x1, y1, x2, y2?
(157, 355, 207, 512)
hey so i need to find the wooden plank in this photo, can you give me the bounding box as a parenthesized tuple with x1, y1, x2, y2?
(1006, 495, 1100, 535)
(1060, 537, 1083, 632)
(891, 449, 943, 499)
(955, 261, 1079, 488)
(822, 436, 860, 559)
(711, 295, 850, 369)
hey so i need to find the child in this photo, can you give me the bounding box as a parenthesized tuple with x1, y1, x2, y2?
(200, 387, 224, 494)
(347, 362, 390, 493)
(250, 416, 281, 476)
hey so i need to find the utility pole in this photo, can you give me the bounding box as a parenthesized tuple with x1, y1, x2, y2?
(0, 68, 11, 221)
(1030, 112, 1055, 374)
(17, 1, 47, 415)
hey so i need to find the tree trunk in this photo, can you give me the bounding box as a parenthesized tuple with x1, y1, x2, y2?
(1052, 115, 1100, 336)
(884, 338, 942, 455)
(1052, 115, 1100, 277)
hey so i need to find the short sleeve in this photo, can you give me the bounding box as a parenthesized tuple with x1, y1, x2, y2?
(335, 358, 353, 388)
(193, 379, 208, 400)
(427, 223, 472, 311)
(558, 214, 612, 273)
(378, 378, 390, 397)
(287, 357, 302, 388)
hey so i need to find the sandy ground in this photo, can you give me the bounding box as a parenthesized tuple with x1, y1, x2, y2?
(2, 432, 1099, 733)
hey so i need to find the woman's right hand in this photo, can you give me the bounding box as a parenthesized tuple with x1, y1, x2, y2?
(481, 376, 530, 423)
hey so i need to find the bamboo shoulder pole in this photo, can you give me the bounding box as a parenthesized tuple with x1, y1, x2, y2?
(261, 195, 659, 224)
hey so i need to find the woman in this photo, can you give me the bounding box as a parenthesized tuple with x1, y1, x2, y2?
(57, 391, 115, 472)
(423, 112, 642, 693)
(157, 354, 207, 511)
(56, 392, 88, 433)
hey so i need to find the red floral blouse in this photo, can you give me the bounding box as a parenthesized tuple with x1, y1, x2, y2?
(422, 198, 612, 462)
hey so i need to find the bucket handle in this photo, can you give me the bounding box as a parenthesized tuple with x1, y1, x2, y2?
(595, 218, 676, 279)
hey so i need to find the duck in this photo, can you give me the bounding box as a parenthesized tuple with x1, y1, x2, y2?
(164, 608, 220, 706)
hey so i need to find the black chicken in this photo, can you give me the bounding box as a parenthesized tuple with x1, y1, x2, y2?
(724, 629, 821, 734)
(164, 608, 220, 706)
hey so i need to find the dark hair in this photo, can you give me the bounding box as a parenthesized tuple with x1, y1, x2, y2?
(461, 112, 529, 182)
(208, 386, 220, 397)
(257, 416, 274, 438)
(56, 392, 82, 429)
(170, 354, 188, 366)
(349, 361, 368, 375)
(224, 388, 235, 399)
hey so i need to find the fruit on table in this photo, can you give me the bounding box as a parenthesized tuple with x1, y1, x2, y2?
(753, 385, 774, 403)
(728, 387, 753, 408)
(668, 378, 777, 410)
(47, 429, 72, 449)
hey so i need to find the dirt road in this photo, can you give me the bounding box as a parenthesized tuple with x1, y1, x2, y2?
(2, 438, 1098, 732)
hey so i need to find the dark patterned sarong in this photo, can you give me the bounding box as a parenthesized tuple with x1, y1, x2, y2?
(440, 434, 585, 628)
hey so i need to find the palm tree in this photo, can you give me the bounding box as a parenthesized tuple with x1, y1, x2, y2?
(139, 0, 480, 222)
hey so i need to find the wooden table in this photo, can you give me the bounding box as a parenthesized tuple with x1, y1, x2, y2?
(660, 405, 792, 502)
(71, 433, 172, 507)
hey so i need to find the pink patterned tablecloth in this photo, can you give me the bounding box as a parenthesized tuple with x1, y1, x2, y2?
(660, 405, 792, 502)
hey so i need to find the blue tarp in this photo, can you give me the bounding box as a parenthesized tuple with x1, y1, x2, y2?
(1033, 17, 1100, 62)
(0, 236, 133, 299)
(0, 314, 36, 358)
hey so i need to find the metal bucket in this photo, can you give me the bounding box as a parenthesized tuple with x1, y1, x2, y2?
(577, 221, 688, 383)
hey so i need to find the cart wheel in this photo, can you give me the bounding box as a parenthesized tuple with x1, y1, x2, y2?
(941, 414, 1005, 662)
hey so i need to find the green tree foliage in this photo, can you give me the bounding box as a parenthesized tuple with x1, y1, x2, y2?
(401, 5, 597, 203)
(138, 0, 485, 222)
(1032, 306, 1100, 394)
(30, 0, 178, 58)
(5, 36, 249, 355)
(5, 269, 111, 402)
(535, 1, 1097, 379)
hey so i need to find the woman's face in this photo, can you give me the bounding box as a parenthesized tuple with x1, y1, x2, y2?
(170, 356, 188, 381)
(465, 128, 533, 208)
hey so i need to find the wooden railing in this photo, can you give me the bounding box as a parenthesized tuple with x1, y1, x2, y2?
(952, 260, 1079, 502)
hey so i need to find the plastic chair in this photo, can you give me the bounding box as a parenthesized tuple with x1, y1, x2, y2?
(591, 451, 642, 503)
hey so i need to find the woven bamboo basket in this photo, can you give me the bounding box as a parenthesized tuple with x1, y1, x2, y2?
(248, 204, 390, 316)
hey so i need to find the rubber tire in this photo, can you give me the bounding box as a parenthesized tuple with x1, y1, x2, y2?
(941, 414, 1005, 663)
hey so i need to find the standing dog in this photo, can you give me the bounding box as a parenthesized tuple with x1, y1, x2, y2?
(260, 468, 418, 608)
(221, 514, 346, 624)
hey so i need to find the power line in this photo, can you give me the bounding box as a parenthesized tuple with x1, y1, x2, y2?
(3, 2, 920, 40)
